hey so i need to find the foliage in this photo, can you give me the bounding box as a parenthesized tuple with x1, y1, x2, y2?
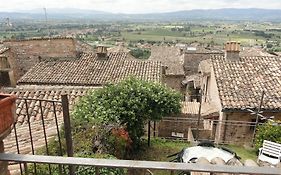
(254, 120, 281, 150)
(130, 48, 151, 59)
(72, 77, 181, 150)
(28, 154, 125, 175)
(106, 128, 132, 158)
(75, 153, 125, 175)
(134, 138, 189, 175)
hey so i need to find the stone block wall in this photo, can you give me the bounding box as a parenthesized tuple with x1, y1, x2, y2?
(217, 112, 281, 145)
(163, 75, 185, 96)
(184, 53, 222, 75)
(157, 114, 204, 139)
(3, 38, 78, 79)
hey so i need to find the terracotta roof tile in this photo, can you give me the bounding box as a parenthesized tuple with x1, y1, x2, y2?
(212, 55, 281, 111)
(3, 87, 88, 125)
(181, 102, 219, 116)
(2, 86, 89, 170)
(18, 52, 162, 86)
(0, 47, 9, 54)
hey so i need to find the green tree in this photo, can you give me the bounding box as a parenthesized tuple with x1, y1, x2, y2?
(130, 48, 151, 59)
(254, 121, 281, 150)
(72, 77, 181, 149)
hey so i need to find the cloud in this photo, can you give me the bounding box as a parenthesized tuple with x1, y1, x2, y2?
(0, 0, 280, 13)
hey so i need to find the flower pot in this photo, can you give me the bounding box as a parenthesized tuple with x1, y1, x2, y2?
(0, 94, 17, 139)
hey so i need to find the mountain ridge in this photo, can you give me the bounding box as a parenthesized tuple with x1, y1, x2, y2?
(1, 8, 281, 21)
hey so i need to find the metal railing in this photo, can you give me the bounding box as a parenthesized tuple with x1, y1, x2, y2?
(0, 153, 280, 175)
(155, 117, 259, 143)
(4, 94, 73, 175)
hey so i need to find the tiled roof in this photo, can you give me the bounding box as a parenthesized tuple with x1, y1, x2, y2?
(2, 87, 90, 174)
(0, 47, 9, 54)
(181, 102, 219, 117)
(275, 52, 281, 56)
(149, 46, 184, 75)
(18, 52, 162, 86)
(212, 55, 281, 111)
(76, 40, 96, 53)
(240, 47, 274, 57)
(108, 45, 130, 53)
(3, 36, 73, 42)
(3, 87, 88, 125)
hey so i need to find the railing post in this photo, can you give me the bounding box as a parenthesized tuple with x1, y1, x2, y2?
(95, 167, 100, 175)
(61, 94, 75, 175)
(0, 140, 8, 175)
(148, 121, 151, 147)
(153, 121, 156, 138)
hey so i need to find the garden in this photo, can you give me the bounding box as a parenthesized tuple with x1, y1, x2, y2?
(33, 77, 281, 174)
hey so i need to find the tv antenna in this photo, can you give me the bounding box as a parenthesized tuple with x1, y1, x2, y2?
(43, 7, 51, 37)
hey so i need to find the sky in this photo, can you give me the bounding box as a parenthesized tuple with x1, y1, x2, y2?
(0, 0, 281, 14)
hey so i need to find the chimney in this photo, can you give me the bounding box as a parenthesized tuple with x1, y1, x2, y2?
(96, 46, 108, 59)
(225, 41, 240, 61)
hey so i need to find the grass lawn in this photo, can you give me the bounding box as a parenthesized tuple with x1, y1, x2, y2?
(135, 138, 189, 175)
(135, 138, 257, 175)
(136, 138, 190, 161)
(224, 144, 257, 163)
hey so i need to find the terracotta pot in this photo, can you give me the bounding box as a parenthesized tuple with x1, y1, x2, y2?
(0, 94, 17, 139)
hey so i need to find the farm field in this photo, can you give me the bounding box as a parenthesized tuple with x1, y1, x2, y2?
(1, 20, 281, 51)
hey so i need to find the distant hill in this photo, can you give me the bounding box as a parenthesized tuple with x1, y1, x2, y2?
(1, 8, 281, 21)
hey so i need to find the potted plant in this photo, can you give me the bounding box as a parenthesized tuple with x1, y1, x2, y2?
(0, 94, 17, 139)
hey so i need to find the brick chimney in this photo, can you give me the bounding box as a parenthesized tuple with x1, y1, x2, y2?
(96, 46, 108, 59)
(225, 41, 240, 61)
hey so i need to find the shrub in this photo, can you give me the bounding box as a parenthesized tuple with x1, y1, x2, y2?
(254, 120, 281, 150)
(28, 154, 125, 175)
(75, 154, 125, 175)
(107, 128, 132, 158)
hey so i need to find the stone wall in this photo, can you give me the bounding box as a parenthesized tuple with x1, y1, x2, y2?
(0, 49, 17, 87)
(217, 112, 281, 145)
(3, 38, 78, 79)
(157, 114, 204, 139)
(184, 53, 222, 75)
(163, 74, 185, 95)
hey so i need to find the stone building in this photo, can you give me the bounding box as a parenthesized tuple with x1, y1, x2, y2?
(182, 47, 223, 101)
(149, 46, 185, 95)
(200, 41, 281, 144)
(183, 47, 223, 76)
(0, 37, 94, 87)
(2, 46, 162, 174)
(0, 47, 17, 87)
(3, 37, 78, 79)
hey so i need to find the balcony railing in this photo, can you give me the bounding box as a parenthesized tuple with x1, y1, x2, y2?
(0, 153, 280, 175)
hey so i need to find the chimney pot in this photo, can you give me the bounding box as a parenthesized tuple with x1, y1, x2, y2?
(96, 46, 108, 59)
(225, 41, 240, 61)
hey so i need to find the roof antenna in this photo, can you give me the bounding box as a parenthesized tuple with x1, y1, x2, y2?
(43, 7, 51, 39)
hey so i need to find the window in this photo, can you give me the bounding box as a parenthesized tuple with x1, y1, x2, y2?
(0, 57, 10, 69)
(0, 71, 11, 86)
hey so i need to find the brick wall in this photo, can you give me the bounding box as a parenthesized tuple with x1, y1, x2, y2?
(3, 38, 78, 79)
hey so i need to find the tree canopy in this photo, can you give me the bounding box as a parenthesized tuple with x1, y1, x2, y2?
(72, 77, 181, 148)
